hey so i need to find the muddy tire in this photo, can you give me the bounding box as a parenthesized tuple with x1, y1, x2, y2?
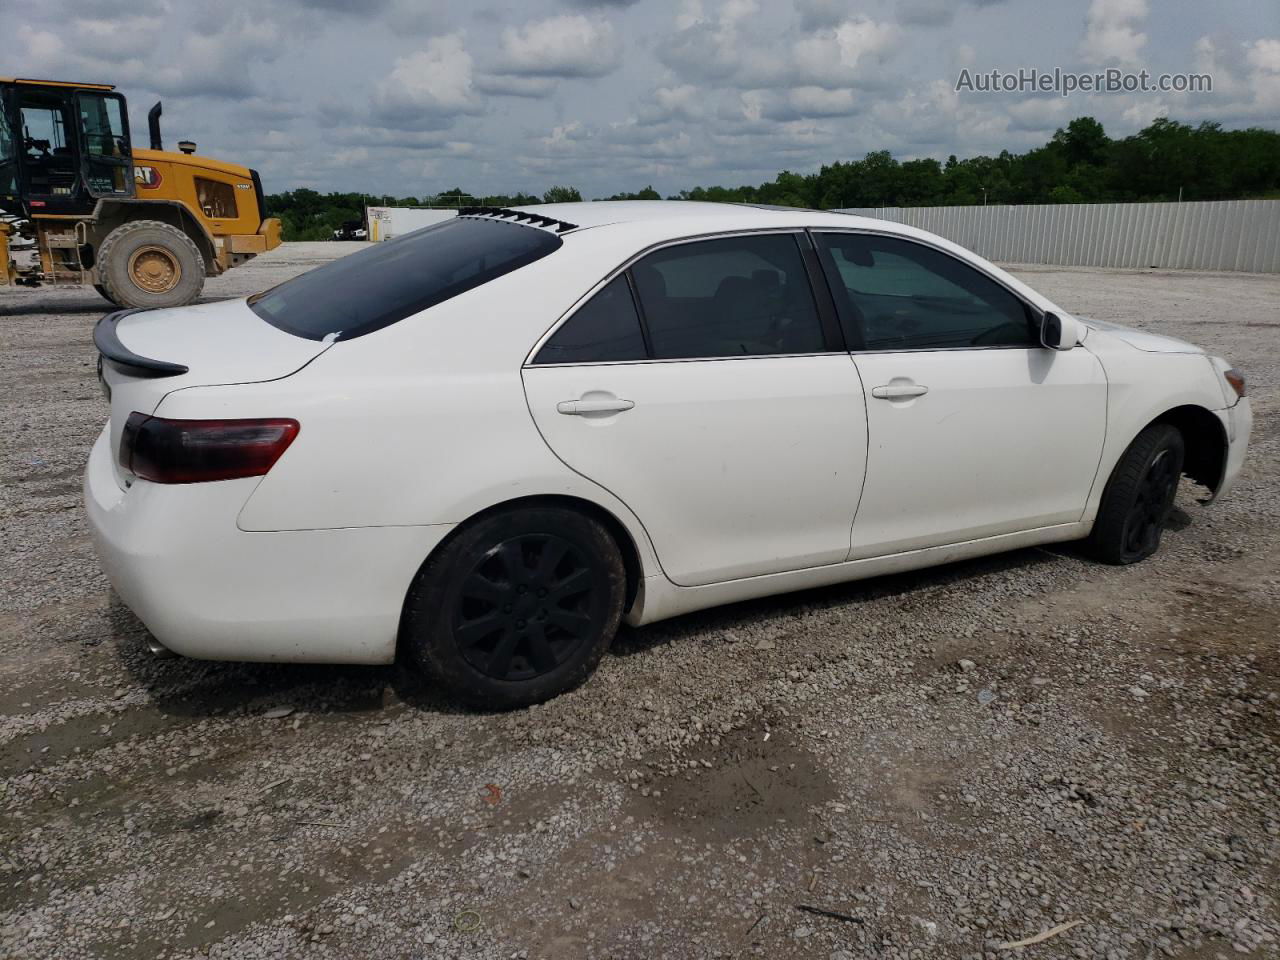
(1085, 423, 1185, 565)
(93, 283, 120, 307)
(403, 507, 626, 709)
(97, 220, 204, 309)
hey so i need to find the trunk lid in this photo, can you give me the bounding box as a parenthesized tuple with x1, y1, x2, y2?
(96, 298, 330, 487)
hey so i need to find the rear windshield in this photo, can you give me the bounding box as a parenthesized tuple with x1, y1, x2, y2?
(248, 217, 563, 341)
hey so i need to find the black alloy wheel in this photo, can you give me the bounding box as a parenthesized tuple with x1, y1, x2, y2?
(403, 506, 626, 708)
(453, 534, 605, 682)
(1120, 448, 1180, 560)
(1085, 423, 1185, 565)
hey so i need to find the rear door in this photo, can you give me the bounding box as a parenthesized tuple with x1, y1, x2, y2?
(814, 231, 1107, 559)
(522, 231, 869, 587)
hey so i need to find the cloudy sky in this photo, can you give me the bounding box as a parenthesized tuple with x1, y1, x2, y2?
(4, 0, 1278, 199)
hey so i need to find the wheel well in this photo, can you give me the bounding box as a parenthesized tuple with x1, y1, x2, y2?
(393, 494, 646, 665)
(1151, 404, 1227, 494)
(414, 494, 644, 608)
(88, 200, 217, 276)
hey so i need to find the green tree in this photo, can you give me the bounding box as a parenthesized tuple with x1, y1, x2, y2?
(543, 185, 583, 203)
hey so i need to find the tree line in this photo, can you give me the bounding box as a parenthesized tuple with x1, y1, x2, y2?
(265, 117, 1280, 240)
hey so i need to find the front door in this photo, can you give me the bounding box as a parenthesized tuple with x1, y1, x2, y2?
(75, 92, 133, 200)
(813, 231, 1107, 560)
(523, 232, 869, 587)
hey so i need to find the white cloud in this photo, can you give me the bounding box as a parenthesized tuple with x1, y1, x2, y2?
(17, 25, 65, 61)
(1246, 38, 1280, 73)
(791, 17, 898, 88)
(635, 84, 705, 125)
(659, 0, 761, 82)
(372, 34, 482, 127)
(1080, 0, 1149, 66)
(494, 14, 621, 79)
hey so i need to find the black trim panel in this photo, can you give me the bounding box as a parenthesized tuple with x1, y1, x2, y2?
(250, 169, 267, 228)
(93, 309, 190, 378)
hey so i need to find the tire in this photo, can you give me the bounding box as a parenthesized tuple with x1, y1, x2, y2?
(1085, 423, 1185, 565)
(93, 283, 120, 307)
(403, 507, 626, 709)
(97, 220, 205, 309)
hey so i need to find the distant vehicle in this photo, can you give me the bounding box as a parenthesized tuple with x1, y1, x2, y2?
(86, 202, 1251, 708)
(332, 219, 367, 242)
(0, 77, 281, 308)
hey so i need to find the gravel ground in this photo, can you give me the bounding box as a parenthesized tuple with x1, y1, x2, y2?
(1, 244, 1277, 960)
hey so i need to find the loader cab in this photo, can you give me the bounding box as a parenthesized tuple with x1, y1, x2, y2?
(0, 79, 134, 218)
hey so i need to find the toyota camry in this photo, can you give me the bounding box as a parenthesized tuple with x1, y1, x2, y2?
(86, 202, 1252, 707)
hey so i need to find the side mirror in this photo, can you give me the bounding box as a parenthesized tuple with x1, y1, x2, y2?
(1041, 311, 1080, 351)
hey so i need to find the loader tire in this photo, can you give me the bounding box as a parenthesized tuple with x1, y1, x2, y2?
(93, 283, 120, 307)
(98, 220, 205, 309)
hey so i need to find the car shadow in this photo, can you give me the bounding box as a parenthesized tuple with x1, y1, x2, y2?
(107, 596, 474, 720)
(108, 533, 1151, 717)
(3, 299, 111, 316)
(610, 544, 1071, 659)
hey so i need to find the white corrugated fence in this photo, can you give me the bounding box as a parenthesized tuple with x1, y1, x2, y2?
(835, 199, 1280, 273)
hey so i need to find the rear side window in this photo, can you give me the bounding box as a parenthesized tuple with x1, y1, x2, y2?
(533, 276, 647, 364)
(250, 217, 562, 341)
(630, 234, 825, 360)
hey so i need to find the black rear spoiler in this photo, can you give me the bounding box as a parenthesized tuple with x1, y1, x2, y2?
(94, 309, 189, 378)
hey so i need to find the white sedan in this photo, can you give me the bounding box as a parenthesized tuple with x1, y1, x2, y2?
(86, 202, 1252, 707)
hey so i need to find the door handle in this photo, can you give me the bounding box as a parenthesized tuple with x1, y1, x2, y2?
(871, 384, 929, 400)
(557, 398, 636, 415)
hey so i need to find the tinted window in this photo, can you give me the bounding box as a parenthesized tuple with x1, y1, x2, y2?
(817, 233, 1035, 350)
(250, 217, 562, 341)
(533, 276, 647, 364)
(78, 93, 128, 160)
(631, 234, 825, 360)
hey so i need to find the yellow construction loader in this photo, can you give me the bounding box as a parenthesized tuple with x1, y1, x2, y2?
(0, 77, 281, 308)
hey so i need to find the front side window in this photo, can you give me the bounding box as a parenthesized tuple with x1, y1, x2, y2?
(629, 233, 826, 360)
(195, 177, 237, 218)
(78, 93, 128, 159)
(816, 233, 1036, 350)
(533, 275, 647, 364)
(250, 216, 562, 341)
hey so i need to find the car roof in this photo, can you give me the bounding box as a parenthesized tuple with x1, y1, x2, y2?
(508, 200, 885, 234)
(493, 199, 1064, 322)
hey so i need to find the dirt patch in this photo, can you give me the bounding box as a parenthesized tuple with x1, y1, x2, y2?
(636, 726, 836, 841)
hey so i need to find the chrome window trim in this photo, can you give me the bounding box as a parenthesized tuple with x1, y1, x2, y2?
(524, 351, 852, 369)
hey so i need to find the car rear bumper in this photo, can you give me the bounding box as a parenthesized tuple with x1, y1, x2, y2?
(84, 425, 453, 664)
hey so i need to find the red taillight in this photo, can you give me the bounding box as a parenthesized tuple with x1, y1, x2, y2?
(119, 413, 299, 484)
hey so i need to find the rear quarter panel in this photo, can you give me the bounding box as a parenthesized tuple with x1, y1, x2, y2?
(152, 230, 671, 573)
